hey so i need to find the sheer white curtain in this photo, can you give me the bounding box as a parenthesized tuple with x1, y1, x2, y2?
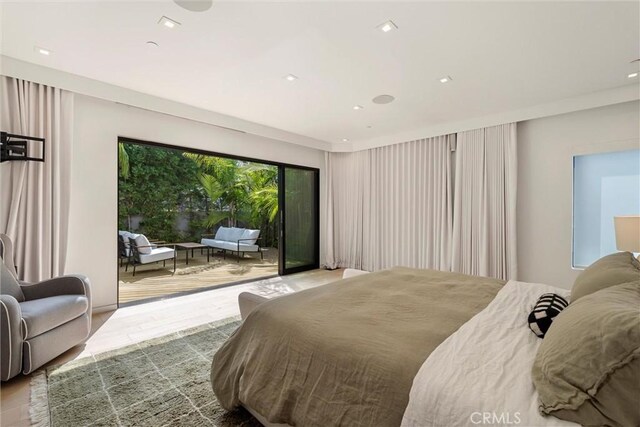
(0, 77, 74, 282)
(451, 123, 517, 280)
(325, 135, 454, 271)
(325, 151, 370, 269)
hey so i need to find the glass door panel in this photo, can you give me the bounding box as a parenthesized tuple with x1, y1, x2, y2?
(279, 167, 319, 275)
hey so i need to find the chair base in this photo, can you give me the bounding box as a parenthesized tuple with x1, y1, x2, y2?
(22, 313, 90, 375)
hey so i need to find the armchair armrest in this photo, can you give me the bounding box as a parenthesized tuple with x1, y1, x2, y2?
(237, 238, 262, 243)
(237, 238, 262, 251)
(0, 295, 23, 381)
(21, 275, 91, 302)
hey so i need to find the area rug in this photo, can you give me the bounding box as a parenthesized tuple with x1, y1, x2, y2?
(30, 317, 261, 427)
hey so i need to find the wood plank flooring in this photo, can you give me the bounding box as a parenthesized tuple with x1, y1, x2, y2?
(118, 247, 278, 304)
(0, 268, 343, 427)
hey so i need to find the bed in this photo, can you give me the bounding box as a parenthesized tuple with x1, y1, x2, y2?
(211, 262, 637, 427)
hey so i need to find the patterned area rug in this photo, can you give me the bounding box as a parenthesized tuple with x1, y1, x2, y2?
(30, 317, 261, 426)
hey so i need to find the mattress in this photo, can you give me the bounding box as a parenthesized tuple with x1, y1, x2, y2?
(211, 267, 505, 427)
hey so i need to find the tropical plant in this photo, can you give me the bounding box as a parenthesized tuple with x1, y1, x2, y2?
(118, 143, 280, 247)
(118, 142, 130, 179)
(118, 144, 203, 241)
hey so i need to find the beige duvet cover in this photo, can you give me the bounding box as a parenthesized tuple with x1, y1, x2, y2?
(211, 267, 505, 427)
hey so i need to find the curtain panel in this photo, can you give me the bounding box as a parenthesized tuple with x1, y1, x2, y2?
(325, 135, 454, 271)
(0, 77, 74, 282)
(451, 123, 518, 280)
(325, 124, 517, 281)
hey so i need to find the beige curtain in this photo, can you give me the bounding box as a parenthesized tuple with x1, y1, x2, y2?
(451, 123, 517, 280)
(325, 135, 454, 271)
(0, 77, 74, 282)
(325, 151, 370, 269)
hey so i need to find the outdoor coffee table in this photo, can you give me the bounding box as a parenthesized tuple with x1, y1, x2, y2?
(175, 242, 208, 265)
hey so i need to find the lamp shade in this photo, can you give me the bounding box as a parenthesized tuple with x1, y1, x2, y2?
(614, 216, 640, 252)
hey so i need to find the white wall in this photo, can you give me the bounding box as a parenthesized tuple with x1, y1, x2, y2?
(67, 94, 326, 311)
(517, 100, 640, 289)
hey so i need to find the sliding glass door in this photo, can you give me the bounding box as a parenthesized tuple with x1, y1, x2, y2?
(279, 166, 319, 275)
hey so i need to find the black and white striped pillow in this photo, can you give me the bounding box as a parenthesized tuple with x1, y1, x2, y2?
(528, 293, 569, 338)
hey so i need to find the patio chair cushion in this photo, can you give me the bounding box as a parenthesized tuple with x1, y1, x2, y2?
(238, 242, 260, 252)
(19, 295, 89, 339)
(227, 227, 245, 242)
(201, 238, 260, 253)
(119, 231, 139, 243)
(221, 241, 260, 252)
(215, 227, 231, 241)
(134, 234, 153, 254)
(241, 229, 260, 245)
(139, 247, 175, 264)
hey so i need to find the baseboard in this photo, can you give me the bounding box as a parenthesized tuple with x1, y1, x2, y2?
(92, 304, 118, 314)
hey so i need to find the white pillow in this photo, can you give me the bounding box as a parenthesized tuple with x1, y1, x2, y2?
(215, 227, 231, 241)
(227, 227, 245, 242)
(134, 234, 153, 254)
(241, 229, 260, 245)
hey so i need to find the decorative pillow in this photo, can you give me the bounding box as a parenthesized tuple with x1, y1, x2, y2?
(215, 227, 230, 241)
(571, 251, 640, 302)
(227, 227, 245, 242)
(241, 229, 260, 245)
(532, 282, 640, 427)
(134, 234, 153, 255)
(527, 293, 568, 338)
(119, 231, 137, 248)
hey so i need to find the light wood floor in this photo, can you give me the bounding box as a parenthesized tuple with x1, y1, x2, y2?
(0, 268, 343, 427)
(118, 247, 279, 304)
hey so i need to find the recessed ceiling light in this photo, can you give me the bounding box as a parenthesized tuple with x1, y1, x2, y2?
(342, 138, 349, 142)
(372, 94, 395, 104)
(146, 41, 159, 48)
(34, 46, 51, 56)
(628, 72, 639, 79)
(159, 16, 181, 29)
(439, 76, 452, 83)
(377, 20, 398, 33)
(353, 105, 363, 110)
(284, 74, 298, 82)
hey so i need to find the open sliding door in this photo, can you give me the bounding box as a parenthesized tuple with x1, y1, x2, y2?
(279, 166, 320, 275)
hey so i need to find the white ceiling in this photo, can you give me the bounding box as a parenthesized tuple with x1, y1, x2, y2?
(1, 1, 639, 151)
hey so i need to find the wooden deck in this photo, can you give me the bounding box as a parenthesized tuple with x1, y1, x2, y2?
(118, 247, 279, 304)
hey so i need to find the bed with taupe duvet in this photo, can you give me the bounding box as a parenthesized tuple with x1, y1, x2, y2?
(212, 257, 640, 427)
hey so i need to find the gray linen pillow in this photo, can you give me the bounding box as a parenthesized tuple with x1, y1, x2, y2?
(532, 282, 640, 427)
(571, 251, 640, 302)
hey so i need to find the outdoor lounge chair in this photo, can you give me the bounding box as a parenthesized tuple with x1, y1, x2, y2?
(127, 235, 176, 276)
(201, 226, 263, 262)
(118, 231, 137, 267)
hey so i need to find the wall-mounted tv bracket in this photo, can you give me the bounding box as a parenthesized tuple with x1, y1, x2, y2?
(0, 131, 45, 163)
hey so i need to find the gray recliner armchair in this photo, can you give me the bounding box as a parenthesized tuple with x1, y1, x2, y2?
(0, 234, 92, 381)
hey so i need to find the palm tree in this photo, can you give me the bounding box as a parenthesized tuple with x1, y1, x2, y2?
(244, 164, 279, 223)
(185, 154, 251, 228)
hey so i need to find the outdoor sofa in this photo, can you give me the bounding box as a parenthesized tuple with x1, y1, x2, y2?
(201, 227, 262, 261)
